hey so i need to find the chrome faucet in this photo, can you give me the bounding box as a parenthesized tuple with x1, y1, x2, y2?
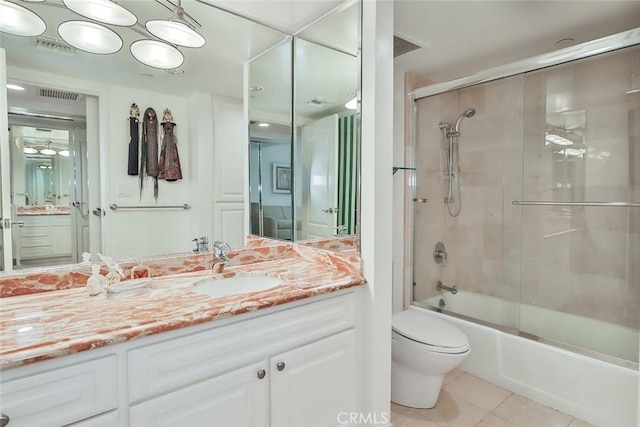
(436, 280, 458, 295)
(212, 241, 231, 273)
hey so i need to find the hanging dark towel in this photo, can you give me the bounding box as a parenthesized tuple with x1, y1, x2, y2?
(127, 103, 139, 176)
(140, 107, 159, 199)
(158, 108, 182, 182)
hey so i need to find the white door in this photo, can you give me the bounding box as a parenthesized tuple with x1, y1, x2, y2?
(270, 329, 359, 427)
(0, 48, 13, 271)
(301, 114, 339, 240)
(129, 361, 269, 427)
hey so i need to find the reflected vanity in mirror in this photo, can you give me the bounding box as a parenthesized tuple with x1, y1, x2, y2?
(248, 0, 361, 248)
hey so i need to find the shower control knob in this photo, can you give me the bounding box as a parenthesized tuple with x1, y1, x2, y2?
(434, 242, 447, 266)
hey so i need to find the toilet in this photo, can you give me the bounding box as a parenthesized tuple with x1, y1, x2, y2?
(391, 309, 470, 408)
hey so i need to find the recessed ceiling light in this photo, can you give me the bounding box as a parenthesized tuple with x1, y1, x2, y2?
(130, 40, 184, 70)
(0, 0, 46, 37)
(258, 123, 270, 127)
(58, 21, 123, 55)
(62, 0, 136, 26)
(6, 83, 25, 91)
(556, 37, 575, 47)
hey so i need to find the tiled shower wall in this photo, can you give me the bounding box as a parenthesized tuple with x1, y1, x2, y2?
(411, 46, 639, 330)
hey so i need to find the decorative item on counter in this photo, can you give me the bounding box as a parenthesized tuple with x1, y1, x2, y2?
(140, 107, 159, 199)
(86, 263, 106, 296)
(130, 264, 151, 279)
(128, 103, 140, 176)
(98, 252, 125, 286)
(158, 108, 183, 181)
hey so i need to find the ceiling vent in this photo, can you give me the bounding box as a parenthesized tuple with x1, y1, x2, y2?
(394, 35, 421, 58)
(35, 35, 75, 55)
(306, 97, 336, 107)
(40, 88, 80, 101)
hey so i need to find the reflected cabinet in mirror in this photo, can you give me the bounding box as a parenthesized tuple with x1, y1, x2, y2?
(248, 0, 361, 247)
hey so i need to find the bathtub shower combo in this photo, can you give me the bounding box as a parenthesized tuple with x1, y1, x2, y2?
(407, 30, 639, 427)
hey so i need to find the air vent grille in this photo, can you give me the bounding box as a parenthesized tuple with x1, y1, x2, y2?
(394, 35, 421, 58)
(35, 35, 75, 55)
(40, 89, 80, 101)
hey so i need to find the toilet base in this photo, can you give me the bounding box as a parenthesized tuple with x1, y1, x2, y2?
(390, 361, 444, 409)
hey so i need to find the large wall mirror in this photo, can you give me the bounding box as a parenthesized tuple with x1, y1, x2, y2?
(1, 0, 287, 270)
(248, 0, 361, 246)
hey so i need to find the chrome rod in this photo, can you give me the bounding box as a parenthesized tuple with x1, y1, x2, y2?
(110, 203, 190, 210)
(512, 201, 640, 207)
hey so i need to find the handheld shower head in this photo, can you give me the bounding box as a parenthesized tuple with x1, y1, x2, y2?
(453, 108, 476, 133)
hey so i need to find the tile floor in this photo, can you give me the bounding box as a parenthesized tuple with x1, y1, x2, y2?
(391, 370, 595, 427)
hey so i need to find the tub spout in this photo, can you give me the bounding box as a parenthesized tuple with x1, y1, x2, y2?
(436, 281, 458, 295)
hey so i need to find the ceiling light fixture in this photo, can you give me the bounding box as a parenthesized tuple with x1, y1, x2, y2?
(345, 94, 358, 110)
(62, 0, 136, 26)
(146, 0, 204, 48)
(58, 21, 123, 55)
(58, 150, 70, 157)
(130, 40, 184, 70)
(39, 142, 57, 156)
(23, 146, 38, 154)
(0, 0, 46, 37)
(6, 83, 25, 91)
(546, 133, 574, 146)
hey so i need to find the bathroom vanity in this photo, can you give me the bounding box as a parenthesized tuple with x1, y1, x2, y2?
(0, 240, 365, 426)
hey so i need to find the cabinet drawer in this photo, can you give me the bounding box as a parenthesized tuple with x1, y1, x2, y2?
(18, 216, 49, 227)
(128, 293, 357, 402)
(0, 356, 118, 427)
(19, 227, 49, 238)
(20, 235, 50, 248)
(20, 246, 51, 259)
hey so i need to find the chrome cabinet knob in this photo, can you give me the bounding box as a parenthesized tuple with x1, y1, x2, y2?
(0, 413, 9, 427)
(257, 369, 266, 379)
(276, 362, 285, 371)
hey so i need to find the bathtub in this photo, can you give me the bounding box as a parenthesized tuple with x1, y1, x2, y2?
(411, 296, 639, 427)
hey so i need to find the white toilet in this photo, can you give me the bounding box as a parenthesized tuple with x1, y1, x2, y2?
(391, 309, 470, 408)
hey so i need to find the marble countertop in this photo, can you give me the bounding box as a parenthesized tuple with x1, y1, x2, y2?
(16, 206, 72, 216)
(0, 245, 365, 370)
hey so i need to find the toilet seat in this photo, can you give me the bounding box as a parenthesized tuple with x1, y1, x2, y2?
(392, 310, 469, 354)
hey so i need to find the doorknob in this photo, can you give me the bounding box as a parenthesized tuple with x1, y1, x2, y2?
(92, 208, 105, 217)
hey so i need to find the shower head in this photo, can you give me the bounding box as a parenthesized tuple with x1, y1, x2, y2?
(453, 108, 476, 134)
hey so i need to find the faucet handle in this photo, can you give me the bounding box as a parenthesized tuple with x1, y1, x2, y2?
(213, 241, 231, 251)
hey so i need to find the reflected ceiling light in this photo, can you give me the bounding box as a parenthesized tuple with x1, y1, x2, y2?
(6, 83, 25, 91)
(545, 133, 574, 146)
(258, 123, 270, 127)
(62, 0, 136, 26)
(58, 21, 123, 55)
(23, 146, 38, 154)
(130, 40, 184, 70)
(58, 150, 70, 157)
(345, 95, 358, 110)
(39, 142, 57, 156)
(146, 0, 204, 48)
(0, 0, 46, 37)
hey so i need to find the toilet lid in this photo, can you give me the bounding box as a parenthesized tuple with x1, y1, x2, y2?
(392, 310, 469, 350)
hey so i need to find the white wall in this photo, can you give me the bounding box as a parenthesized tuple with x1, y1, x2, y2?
(360, 0, 394, 421)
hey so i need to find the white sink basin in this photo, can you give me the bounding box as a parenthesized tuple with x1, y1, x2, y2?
(189, 275, 284, 298)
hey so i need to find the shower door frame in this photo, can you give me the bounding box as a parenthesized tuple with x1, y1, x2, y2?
(408, 28, 640, 369)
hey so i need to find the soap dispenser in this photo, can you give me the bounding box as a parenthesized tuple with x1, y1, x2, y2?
(87, 264, 105, 296)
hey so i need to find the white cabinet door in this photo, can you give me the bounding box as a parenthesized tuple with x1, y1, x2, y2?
(270, 329, 359, 427)
(129, 361, 269, 427)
